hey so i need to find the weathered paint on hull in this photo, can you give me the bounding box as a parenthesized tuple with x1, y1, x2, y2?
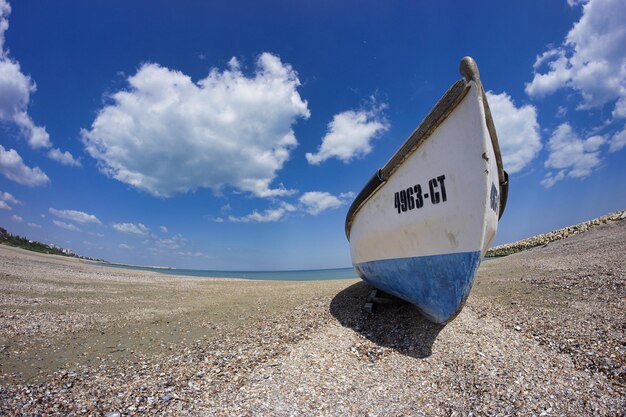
(354, 251, 481, 323)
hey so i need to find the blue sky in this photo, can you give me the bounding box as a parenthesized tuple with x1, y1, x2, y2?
(1, 0, 625, 270)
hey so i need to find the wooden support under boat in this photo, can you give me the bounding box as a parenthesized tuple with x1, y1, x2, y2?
(363, 288, 403, 314)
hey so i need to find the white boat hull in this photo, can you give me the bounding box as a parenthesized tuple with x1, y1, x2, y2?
(346, 58, 506, 324)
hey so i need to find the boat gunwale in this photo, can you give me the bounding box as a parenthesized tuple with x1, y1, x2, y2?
(345, 56, 508, 240)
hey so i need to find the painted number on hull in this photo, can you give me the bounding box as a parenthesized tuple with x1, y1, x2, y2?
(394, 175, 447, 214)
(490, 182, 499, 214)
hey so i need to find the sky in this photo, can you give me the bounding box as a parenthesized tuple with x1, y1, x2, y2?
(0, 0, 625, 270)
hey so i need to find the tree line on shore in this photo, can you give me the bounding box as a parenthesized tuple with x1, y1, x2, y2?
(0, 226, 102, 261)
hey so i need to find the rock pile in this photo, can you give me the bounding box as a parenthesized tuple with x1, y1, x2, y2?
(486, 209, 626, 257)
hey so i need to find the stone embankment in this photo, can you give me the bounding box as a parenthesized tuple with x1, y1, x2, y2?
(486, 209, 626, 257)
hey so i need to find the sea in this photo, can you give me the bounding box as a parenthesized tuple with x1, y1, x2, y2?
(95, 262, 359, 281)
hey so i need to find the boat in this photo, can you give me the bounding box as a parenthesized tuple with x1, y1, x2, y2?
(345, 57, 509, 324)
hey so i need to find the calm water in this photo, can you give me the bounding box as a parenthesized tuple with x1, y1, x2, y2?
(95, 262, 359, 281)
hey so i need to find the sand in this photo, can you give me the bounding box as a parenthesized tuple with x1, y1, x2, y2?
(0, 218, 624, 416)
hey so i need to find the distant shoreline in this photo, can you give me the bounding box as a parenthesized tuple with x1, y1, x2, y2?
(96, 260, 176, 270)
(3, 209, 625, 269)
(95, 261, 359, 281)
(98, 209, 626, 272)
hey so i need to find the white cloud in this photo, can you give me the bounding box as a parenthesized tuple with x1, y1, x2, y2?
(0, 190, 19, 208)
(113, 222, 150, 236)
(0, 190, 20, 210)
(88, 232, 104, 238)
(177, 251, 208, 258)
(486, 91, 542, 174)
(27, 222, 41, 228)
(0, 0, 8, 52)
(119, 243, 134, 250)
(542, 123, 606, 187)
(540, 170, 566, 188)
(1, 190, 18, 204)
(11, 213, 21, 222)
(0, 1, 78, 164)
(299, 191, 352, 215)
(159, 225, 168, 233)
(172, 233, 186, 242)
(47, 148, 81, 167)
(609, 125, 626, 152)
(11, 111, 51, 149)
(82, 53, 309, 198)
(306, 103, 388, 165)
(53, 220, 80, 231)
(525, 0, 626, 118)
(0, 145, 50, 186)
(225, 191, 354, 222)
(0, 0, 50, 149)
(155, 238, 180, 250)
(49, 208, 101, 225)
(526, 50, 572, 98)
(228, 201, 296, 223)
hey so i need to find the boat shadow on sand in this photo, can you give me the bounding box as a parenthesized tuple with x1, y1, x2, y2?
(329, 281, 444, 359)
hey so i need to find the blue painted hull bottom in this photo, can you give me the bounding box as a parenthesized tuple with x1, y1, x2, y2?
(354, 251, 482, 324)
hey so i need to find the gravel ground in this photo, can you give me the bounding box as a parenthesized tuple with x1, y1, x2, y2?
(0, 216, 624, 416)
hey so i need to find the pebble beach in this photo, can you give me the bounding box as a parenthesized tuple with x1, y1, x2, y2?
(0, 212, 625, 416)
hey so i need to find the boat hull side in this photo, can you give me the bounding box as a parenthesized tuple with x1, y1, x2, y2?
(355, 251, 481, 324)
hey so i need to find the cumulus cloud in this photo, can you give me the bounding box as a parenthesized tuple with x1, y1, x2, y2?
(299, 191, 353, 215)
(541, 170, 567, 188)
(525, 0, 626, 118)
(0, 0, 78, 163)
(119, 243, 134, 250)
(228, 201, 296, 223)
(53, 220, 80, 231)
(11, 214, 21, 222)
(155, 238, 180, 250)
(0, 0, 50, 149)
(159, 225, 168, 233)
(27, 222, 41, 228)
(0, 145, 50, 186)
(82, 53, 309, 198)
(47, 148, 81, 167)
(224, 190, 354, 222)
(541, 123, 606, 187)
(113, 222, 150, 236)
(609, 125, 626, 152)
(1, 190, 18, 204)
(11, 111, 51, 149)
(306, 103, 388, 165)
(0, 0, 8, 52)
(0, 190, 20, 210)
(486, 91, 542, 174)
(49, 208, 101, 225)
